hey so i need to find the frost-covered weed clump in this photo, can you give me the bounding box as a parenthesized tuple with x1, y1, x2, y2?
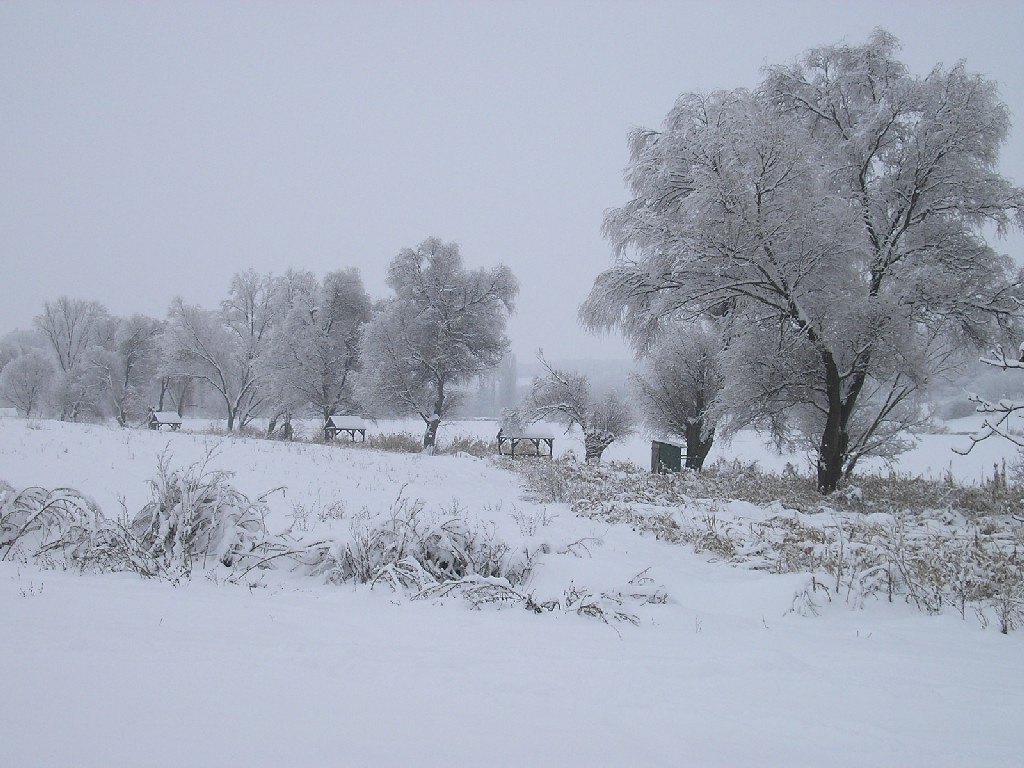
(301, 491, 662, 622)
(0, 480, 113, 569)
(126, 450, 276, 580)
(313, 490, 535, 594)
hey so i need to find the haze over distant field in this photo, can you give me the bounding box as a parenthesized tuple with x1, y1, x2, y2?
(2, 1, 1022, 360)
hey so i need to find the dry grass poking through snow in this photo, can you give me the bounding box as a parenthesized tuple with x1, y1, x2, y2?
(506, 457, 1024, 633)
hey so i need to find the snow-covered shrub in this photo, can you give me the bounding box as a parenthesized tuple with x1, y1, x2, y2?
(985, 555, 1024, 634)
(441, 434, 493, 458)
(357, 431, 423, 454)
(685, 511, 737, 559)
(0, 481, 111, 568)
(315, 489, 534, 594)
(339, 430, 492, 457)
(510, 505, 557, 537)
(288, 497, 346, 532)
(505, 457, 582, 504)
(413, 575, 530, 609)
(127, 450, 270, 580)
(557, 570, 669, 627)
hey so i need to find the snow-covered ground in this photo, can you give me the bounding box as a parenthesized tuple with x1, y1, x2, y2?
(1, 416, 1022, 767)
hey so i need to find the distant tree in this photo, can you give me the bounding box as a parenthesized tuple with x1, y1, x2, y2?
(93, 314, 164, 426)
(0, 349, 54, 417)
(0, 343, 15, 375)
(356, 237, 518, 450)
(0, 331, 48, 382)
(631, 323, 724, 470)
(470, 371, 497, 417)
(263, 268, 373, 432)
(497, 352, 519, 411)
(34, 297, 116, 421)
(957, 343, 1024, 454)
(34, 297, 112, 374)
(161, 297, 258, 431)
(157, 374, 194, 417)
(520, 352, 634, 463)
(221, 269, 278, 421)
(258, 269, 317, 435)
(159, 271, 280, 431)
(582, 29, 1022, 492)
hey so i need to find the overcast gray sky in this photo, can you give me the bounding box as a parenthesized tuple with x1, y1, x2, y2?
(2, 0, 1022, 361)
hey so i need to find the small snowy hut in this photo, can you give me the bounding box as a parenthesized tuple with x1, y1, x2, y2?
(324, 415, 367, 442)
(149, 410, 183, 431)
(497, 424, 555, 459)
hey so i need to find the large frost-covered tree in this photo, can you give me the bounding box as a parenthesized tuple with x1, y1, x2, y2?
(356, 237, 517, 450)
(582, 30, 1022, 492)
(263, 268, 372, 431)
(161, 299, 243, 429)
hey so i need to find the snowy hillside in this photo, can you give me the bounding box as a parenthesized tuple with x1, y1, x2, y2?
(1, 417, 1022, 767)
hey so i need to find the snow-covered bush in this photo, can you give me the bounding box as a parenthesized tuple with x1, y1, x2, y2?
(504, 457, 581, 504)
(315, 490, 533, 593)
(127, 450, 272, 580)
(353, 431, 423, 454)
(0, 480, 111, 567)
(535, 567, 669, 628)
(440, 434, 493, 458)
(0, 449, 278, 582)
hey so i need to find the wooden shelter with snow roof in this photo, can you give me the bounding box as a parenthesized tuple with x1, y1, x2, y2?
(324, 415, 367, 442)
(497, 424, 555, 459)
(149, 410, 183, 431)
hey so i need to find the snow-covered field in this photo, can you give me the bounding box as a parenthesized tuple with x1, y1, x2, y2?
(1, 416, 1022, 767)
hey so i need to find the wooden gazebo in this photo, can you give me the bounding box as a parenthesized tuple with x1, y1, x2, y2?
(497, 424, 555, 459)
(324, 415, 367, 442)
(149, 410, 183, 431)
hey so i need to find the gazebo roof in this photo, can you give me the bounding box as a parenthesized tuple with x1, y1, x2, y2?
(507, 424, 554, 439)
(327, 415, 367, 429)
(150, 411, 182, 424)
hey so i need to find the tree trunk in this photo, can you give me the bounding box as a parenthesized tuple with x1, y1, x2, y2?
(422, 384, 445, 451)
(423, 416, 441, 451)
(584, 430, 614, 463)
(816, 351, 858, 494)
(816, 420, 848, 494)
(684, 422, 715, 471)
